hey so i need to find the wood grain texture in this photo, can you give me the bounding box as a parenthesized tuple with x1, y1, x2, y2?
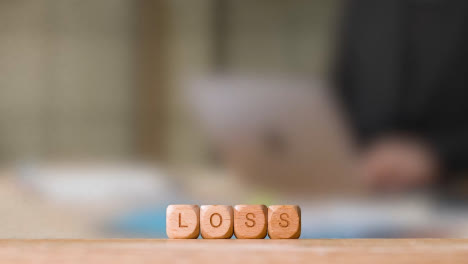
(200, 205, 234, 239)
(234, 205, 268, 239)
(268, 205, 301, 239)
(166, 205, 200, 239)
(0, 239, 467, 264)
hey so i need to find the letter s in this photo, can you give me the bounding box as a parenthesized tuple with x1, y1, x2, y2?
(245, 213, 256, 227)
(279, 213, 289, 227)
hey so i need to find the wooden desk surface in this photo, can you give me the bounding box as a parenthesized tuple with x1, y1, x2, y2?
(0, 239, 467, 264)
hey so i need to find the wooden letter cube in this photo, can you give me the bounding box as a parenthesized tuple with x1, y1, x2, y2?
(268, 205, 301, 239)
(200, 205, 234, 239)
(233, 205, 268, 239)
(166, 205, 200, 239)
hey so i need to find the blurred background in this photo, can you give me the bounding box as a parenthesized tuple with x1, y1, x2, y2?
(1, 0, 468, 238)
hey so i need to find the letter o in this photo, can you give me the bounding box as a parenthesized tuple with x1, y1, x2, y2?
(210, 213, 223, 227)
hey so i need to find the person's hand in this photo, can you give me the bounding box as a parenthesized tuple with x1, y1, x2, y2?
(359, 135, 440, 192)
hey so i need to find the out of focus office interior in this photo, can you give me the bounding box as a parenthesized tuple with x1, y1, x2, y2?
(1, 0, 468, 238)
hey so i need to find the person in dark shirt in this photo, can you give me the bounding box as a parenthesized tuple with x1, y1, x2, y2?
(334, 0, 468, 191)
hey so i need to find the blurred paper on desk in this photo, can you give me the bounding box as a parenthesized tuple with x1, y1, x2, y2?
(17, 163, 177, 208)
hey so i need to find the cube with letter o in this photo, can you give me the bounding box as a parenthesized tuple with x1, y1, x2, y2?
(200, 205, 234, 239)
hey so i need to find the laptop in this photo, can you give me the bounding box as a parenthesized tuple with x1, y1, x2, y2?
(186, 76, 362, 197)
